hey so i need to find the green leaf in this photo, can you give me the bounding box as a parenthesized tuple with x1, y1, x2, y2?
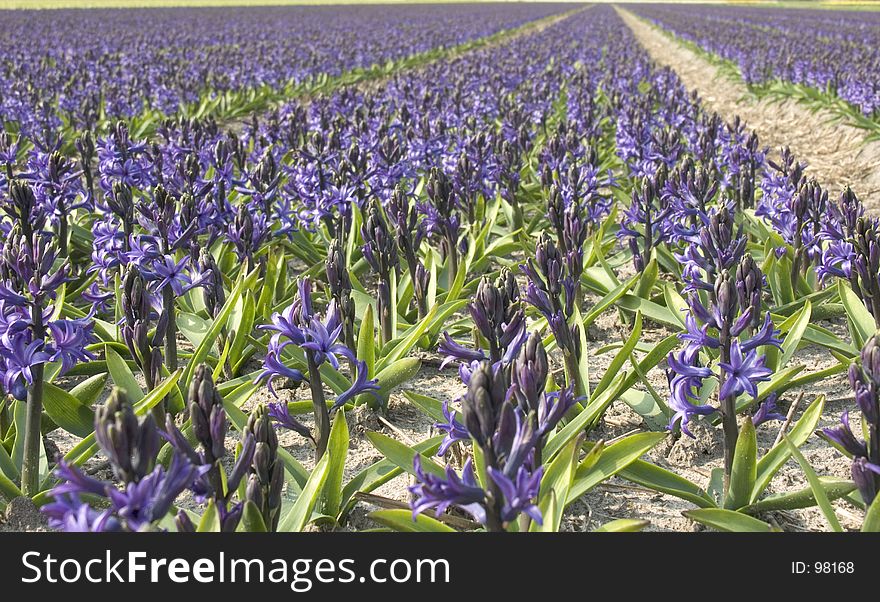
(839, 279, 875, 348)
(635, 256, 657, 299)
(784, 436, 843, 532)
(376, 304, 437, 371)
(365, 431, 445, 478)
(618, 460, 715, 508)
(863, 490, 880, 532)
(229, 291, 256, 370)
(403, 391, 446, 422)
(593, 312, 641, 398)
(240, 500, 268, 533)
(321, 409, 349, 518)
(369, 509, 455, 532)
(582, 273, 639, 327)
(616, 295, 682, 329)
(278, 453, 329, 532)
(752, 394, 825, 502)
(69, 373, 108, 406)
(0, 467, 22, 502)
(663, 282, 688, 328)
(566, 432, 667, 505)
(357, 303, 376, 378)
(777, 300, 812, 370)
(532, 490, 559, 533)
(724, 419, 756, 510)
(197, 500, 221, 532)
(592, 518, 650, 533)
(181, 272, 247, 395)
(543, 373, 626, 461)
(177, 311, 211, 349)
(106, 345, 144, 401)
(539, 434, 581, 532)
(741, 478, 855, 514)
(339, 436, 442, 516)
(375, 357, 421, 400)
(683, 508, 773, 532)
(42, 383, 95, 438)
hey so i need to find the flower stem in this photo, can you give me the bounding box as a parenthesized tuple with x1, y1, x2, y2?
(718, 325, 738, 499)
(307, 352, 330, 462)
(164, 286, 177, 373)
(21, 364, 44, 497)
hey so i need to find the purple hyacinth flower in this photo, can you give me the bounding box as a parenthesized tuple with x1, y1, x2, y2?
(718, 340, 772, 400)
(435, 399, 470, 456)
(821, 411, 868, 458)
(254, 343, 307, 397)
(331, 359, 380, 411)
(488, 464, 543, 525)
(267, 400, 313, 441)
(409, 456, 486, 525)
(437, 331, 486, 369)
(299, 305, 354, 369)
(751, 393, 786, 427)
(107, 454, 209, 531)
(47, 319, 95, 375)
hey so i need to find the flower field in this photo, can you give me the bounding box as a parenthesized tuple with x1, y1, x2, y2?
(0, 2, 879, 535)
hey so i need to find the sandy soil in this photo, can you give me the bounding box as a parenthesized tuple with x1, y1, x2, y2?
(618, 8, 880, 213)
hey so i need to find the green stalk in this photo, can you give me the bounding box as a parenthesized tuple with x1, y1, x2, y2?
(307, 352, 330, 462)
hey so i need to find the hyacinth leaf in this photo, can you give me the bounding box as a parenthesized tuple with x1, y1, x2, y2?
(339, 436, 443, 519)
(321, 409, 349, 519)
(593, 312, 641, 398)
(683, 508, 774, 532)
(105, 345, 145, 402)
(838, 280, 874, 349)
(12, 400, 25, 474)
(181, 272, 248, 395)
(69, 372, 108, 407)
(582, 272, 639, 328)
(663, 282, 688, 329)
(240, 500, 268, 533)
(369, 509, 456, 533)
(0, 467, 21, 503)
(784, 436, 843, 532)
(403, 391, 446, 422)
(619, 334, 679, 393)
(375, 358, 421, 402)
(228, 290, 256, 372)
(566, 432, 667, 505)
(592, 519, 650, 533)
(862, 493, 880, 533)
(776, 300, 812, 371)
(539, 433, 582, 532)
(619, 460, 716, 508)
(531, 490, 559, 533)
(357, 303, 376, 378)
(724, 418, 756, 510)
(616, 294, 682, 330)
(0, 441, 19, 484)
(365, 431, 446, 479)
(376, 304, 437, 371)
(177, 311, 211, 349)
(741, 479, 855, 514)
(41, 383, 95, 438)
(543, 372, 626, 461)
(573, 304, 591, 402)
(278, 452, 330, 532)
(196, 500, 222, 532)
(634, 256, 658, 299)
(751, 394, 825, 503)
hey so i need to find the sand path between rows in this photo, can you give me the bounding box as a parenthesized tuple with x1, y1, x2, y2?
(618, 8, 880, 212)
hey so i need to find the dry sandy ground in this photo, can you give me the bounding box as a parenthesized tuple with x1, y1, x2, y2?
(617, 8, 880, 213)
